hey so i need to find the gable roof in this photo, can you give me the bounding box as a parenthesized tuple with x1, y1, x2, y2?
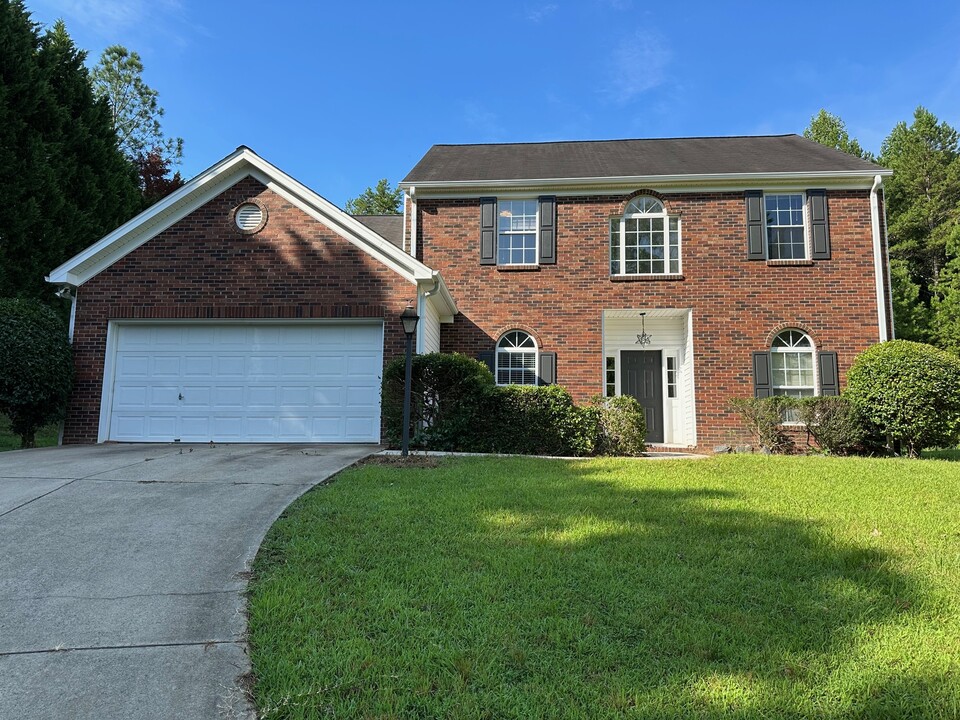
(353, 215, 403, 248)
(401, 134, 889, 187)
(47, 147, 455, 316)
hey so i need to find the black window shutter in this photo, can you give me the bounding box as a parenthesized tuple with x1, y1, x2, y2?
(745, 190, 765, 260)
(753, 351, 772, 398)
(480, 197, 497, 265)
(818, 351, 839, 396)
(539, 352, 557, 385)
(478, 350, 495, 375)
(808, 189, 831, 260)
(538, 196, 556, 264)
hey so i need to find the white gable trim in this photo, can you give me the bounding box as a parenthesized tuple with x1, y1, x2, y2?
(46, 148, 456, 316)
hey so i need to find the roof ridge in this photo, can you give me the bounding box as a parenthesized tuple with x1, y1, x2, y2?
(428, 134, 802, 148)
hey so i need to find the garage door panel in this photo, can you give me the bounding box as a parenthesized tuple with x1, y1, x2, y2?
(108, 323, 382, 443)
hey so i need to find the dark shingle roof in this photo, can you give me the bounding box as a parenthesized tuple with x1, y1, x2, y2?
(352, 214, 403, 248)
(402, 134, 883, 184)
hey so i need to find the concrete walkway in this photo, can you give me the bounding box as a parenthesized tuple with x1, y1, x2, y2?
(0, 443, 377, 719)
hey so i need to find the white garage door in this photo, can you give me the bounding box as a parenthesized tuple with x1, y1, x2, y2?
(105, 323, 383, 443)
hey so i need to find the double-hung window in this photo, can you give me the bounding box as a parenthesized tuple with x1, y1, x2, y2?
(498, 200, 538, 265)
(610, 196, 680, 276)
(764, 193, 807, 260)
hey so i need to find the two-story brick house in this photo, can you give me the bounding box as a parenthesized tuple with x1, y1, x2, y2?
(400, 135, 892, 448)
(47, 135, 891, 449)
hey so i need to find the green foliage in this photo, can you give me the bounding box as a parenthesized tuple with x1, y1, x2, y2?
(345, 178, 403, 215)
(880, 107, 960, 341)
(890, 258, 932, 342)
(803, 109, 873, 161)
(0, 298, 72, 448)
(0, 6, 141, 301)
(845, 340, 960, 457)
(729, 396, 796, 453)
(590, 394, 646, 456)
(381, 352, 494, 451)
(490, 385, 596, 457)
(92, 45, 183, 166)
(795, 396, 867, 456)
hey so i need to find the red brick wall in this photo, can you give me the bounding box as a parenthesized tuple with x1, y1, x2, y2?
(65, 176, 415, 443)
(416, 189, 884, 449)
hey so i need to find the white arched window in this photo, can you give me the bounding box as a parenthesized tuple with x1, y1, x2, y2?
(770, 330, 816, 398)
(496, 330, 538, 385)
(609, 196, 681, 276)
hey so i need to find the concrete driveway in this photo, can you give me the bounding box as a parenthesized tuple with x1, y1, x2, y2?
(0, 442, 378, 719)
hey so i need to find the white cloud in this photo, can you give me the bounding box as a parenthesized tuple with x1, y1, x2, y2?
(31, 0, 200, 48)
(604, 31, 671, 103)
(526, 3, 558, 23)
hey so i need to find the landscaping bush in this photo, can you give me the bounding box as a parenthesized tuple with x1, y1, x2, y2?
(381, 352, 494, 451)
(590, 394, 646, 456)
(795, 396, 867, 455)
(729, 396, 797, 453)
(0, 298, 73, 448)
(845, 340, 960, 457)
(488, 384, 596, 456)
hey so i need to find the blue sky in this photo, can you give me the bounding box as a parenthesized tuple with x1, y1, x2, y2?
(25, 0, 960, 207)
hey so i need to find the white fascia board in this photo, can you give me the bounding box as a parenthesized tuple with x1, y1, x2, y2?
(418, 271, 458, 319)
(400, 169, 892, 197)
(47, 147, 440, 288)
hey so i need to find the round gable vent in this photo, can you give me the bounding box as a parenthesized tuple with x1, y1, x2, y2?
(235, 202, 265, 232)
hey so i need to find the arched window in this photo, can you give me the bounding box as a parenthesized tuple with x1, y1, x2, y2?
(770, 329, 816, 398)
(496, 330, 538, 385)
(609, 195, 681, 276)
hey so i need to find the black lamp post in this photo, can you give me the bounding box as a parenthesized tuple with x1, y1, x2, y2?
(400, 305, 420, 457)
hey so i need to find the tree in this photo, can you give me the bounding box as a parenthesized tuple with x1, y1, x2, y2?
(803, 109, 873, 161)
(135, 147, 184, 206)
(880, 107, 960, 342)
(0, 298, 73, 448)
(345, 178, 403, 215)
(92, 45, 183, 167)
(0, 4, 140, 301)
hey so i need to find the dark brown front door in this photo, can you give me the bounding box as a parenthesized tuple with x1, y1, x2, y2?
(621, 350, 664, 444)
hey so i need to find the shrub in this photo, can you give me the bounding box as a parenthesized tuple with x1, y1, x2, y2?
(729, 396, 796, 453)
(489, 384, 596, 456)
(381, 352, 494, 451)
(0, 298, 73, 448)
(795, 396, 867, 455)
(590, 394, 646, 456)
(845, 340, 960, 457)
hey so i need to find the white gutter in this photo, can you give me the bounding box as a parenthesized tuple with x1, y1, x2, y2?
(399, 168, 893, 192)
(870, 174, 890, 342)
(882, 185, 895, 339)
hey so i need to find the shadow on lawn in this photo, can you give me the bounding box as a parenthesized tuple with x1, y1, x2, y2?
(464, 464, 942, 717)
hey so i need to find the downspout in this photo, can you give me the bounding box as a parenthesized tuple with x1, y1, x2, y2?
(869, 175, 890, 342)
(402, 190, 408, 253)
(409, 186, 418, 259)
(882, 185, 895, 338)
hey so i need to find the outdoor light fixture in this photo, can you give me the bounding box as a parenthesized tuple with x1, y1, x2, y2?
(400, 304, 420, 457)
(635, 312, 652, 346)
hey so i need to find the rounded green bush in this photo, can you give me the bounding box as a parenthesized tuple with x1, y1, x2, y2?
(845, 340, 960, 456)
(591, 394, 646, 456)
(0, 298, 73, 448)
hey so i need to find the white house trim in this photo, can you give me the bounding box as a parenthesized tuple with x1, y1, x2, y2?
(45, 147, 457, 318)
(870, 174, 890, 342)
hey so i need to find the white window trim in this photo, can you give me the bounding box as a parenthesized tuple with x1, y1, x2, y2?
(770, 329, 819, 424)
(609, 198, 682, 277)
(497, 199, 539, 267)
(495, 330, 539, 386)
(762, 191, 811, 261)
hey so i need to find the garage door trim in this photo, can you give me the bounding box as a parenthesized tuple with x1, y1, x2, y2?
(97, 319, 385, 443)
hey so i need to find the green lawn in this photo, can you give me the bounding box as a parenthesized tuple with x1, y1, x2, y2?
(248, 455, 960, 719)
(0, 415, 59, 451)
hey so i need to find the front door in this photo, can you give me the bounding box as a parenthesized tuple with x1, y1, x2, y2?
(621, 350, 664, 444)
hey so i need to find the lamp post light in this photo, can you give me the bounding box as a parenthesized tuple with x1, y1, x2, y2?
(399, 305, 420, 457)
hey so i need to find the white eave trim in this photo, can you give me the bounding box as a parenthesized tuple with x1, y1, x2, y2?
(46, 147, 442, 289)
(400, 169, 893, 196)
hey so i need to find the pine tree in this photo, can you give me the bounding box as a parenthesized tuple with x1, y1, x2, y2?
(345, 179, 403, 215)
(803, 109, 873, 161)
